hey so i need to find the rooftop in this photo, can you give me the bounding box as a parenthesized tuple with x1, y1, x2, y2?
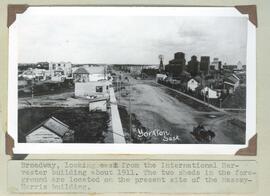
(26, 116, 71, 138)
(73, 67, 89, 74)
(74, 66, 105, 74)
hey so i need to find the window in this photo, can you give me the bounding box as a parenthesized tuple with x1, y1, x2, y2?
(96, 86, 103, 92)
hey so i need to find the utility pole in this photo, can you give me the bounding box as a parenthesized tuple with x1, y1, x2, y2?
(129, 81, 132, 142)
(119, 74, 121, 104)
(219, 98, 222, 108)
(31, 78, 34, 99)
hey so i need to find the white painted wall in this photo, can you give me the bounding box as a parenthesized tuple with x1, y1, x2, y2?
(75, 81, 109, 97)
(89, 100, 107, 112)
(156, 74, 167, 81)
(89, 74, 106, 81)
(187, 79, 199, 91)
(26, 126, 63, 143)
(201, 87, 219, 99)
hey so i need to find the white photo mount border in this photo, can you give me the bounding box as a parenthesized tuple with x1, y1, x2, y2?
(7, 6, 256, 155)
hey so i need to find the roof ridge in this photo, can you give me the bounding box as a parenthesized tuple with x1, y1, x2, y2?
(25, 118, 51, 136)
(50, 116, 70, 128)
(73, 67, 90, 74)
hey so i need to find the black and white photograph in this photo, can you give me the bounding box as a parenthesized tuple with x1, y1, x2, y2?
(8, 7, 256, 154)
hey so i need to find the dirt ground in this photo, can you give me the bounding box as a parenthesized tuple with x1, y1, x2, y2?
(117, 77, 245, 144)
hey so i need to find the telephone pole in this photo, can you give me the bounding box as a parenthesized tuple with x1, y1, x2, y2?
(129, 80, 132, 142)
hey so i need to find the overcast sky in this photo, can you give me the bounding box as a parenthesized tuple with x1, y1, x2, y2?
(17, 14, 247, 65)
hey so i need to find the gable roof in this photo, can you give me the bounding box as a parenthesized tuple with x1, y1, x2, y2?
(188, 77, 201, 83)
(194, 76, 202, 82)
(26, 116, 71, 138)
(224, 75, 239, 84)
(73, 67, 89, 74)
(200, 86, 217, 92)
(232, 73, 240, 80)
(73, 66, 105, 75)
(86, 66, 105, 74)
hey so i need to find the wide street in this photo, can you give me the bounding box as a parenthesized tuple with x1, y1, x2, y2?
(116, 74, 245, 144)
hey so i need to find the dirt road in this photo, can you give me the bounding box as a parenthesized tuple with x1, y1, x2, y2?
(118, 78, 245, 144)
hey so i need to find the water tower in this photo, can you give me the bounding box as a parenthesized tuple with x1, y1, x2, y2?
(158, 54, 164, 72)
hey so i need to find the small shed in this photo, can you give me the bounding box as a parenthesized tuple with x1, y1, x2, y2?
(25, 117, 74, 143)
(156, 74, 167, 81)
(223, 74, 240, 92)
(200, 86, 220, 99)
(89, 98, 108, 112)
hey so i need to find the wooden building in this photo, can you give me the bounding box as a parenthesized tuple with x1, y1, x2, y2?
(25, 117, 74, 143)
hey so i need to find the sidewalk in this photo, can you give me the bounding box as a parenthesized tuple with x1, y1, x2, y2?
(109, 87, 126, 143)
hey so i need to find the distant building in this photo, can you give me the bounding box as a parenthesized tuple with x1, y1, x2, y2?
(237, 61, 243, 70)
(36, 62, 49, 70)
(218, 61, 222, 70)
(73, 65, 111, 98)
(49, 62, 73, 81)
(113, 64, 157, 75)
(200, 56, 210, 74)
(130, 65, 144, 75)
(210, 58, 220, 71)
(20, 68, 47, 81)
(73, 65, 108, 82)
(25, 117, 74, 143)
(73, 67, 90, 82)
(156, 73, 167, 81)
(223, 63, 237, 71)
(74, 80, 111, 97)
(187, 55, 200, 76)
(20, 68, 35, 80)
(165, 52, 186, 78)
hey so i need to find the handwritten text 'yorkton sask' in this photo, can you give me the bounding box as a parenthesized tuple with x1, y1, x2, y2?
(137, 128, 181, 142)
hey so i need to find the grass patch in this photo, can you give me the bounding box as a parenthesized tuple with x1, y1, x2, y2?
(18, 107, 109, 143)
(118, 105, 152, 143)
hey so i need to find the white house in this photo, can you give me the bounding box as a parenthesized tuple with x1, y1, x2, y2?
(237, 61, 243, 70)
(200, 86, 220, 99)
(25, 117, 74, 143)
(20, 68, 47, 81)
(89, 98, 108, 112)
(187, 78, 200, 92)
(49, 61, 73, 81)
(75, 80, 111, 98)
(73, 65, 107, 82)
(156, 74, 167, 81)
(21, 69, 35, 80)
(210, 57, 220, 70)
(73, 65, 111, 98)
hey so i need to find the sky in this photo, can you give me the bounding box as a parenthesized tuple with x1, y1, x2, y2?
(17, 13, 248, 65)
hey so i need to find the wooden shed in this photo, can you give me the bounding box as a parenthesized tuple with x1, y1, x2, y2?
(25, 116, 74, 143)
(89, 98, 108, 112)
